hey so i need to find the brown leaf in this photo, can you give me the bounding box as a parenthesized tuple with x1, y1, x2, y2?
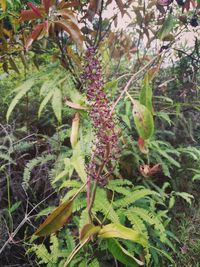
(58, 1, 80, 9)
(56, 10, 78, 26)
(27, 2, 43, 18)
(70, 112, 80, 148)
(115, 0, 125, 16)
(42, 0, 52, 14)
(20, 10, 41, 21)
(139, 164, 161, 177)
(65, 99, 88, 110)
(86, 0, 102, 21)
(34, 199, 73, 236)
(25, 22, 47, 50)
(54, 19, 84, 48)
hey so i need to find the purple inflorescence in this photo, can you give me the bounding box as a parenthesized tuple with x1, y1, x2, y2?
(82, 47, 119, 184)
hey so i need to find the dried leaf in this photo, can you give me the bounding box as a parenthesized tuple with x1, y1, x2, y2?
(139, 164, 161, 177)
(65, 99, 87, 110)
(34, 199, 73, 236)
(115, 0, 125, 15)
(70, 112, 80, 148)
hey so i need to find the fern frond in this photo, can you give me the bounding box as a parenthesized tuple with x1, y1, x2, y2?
(65, 228, 76, 253)
(0, 152, 15, 164)
(23, 154, 55, 188)
(73, 195, 87, 212)
(107, 179, 132, 187)
(125, 210, 149, 240)
(89, 258, 100, 267)
(126, 207, 166, 242)
(94, 188, 119, 223)
(79, 208, 90, 232)
(114, 188, 158, 208)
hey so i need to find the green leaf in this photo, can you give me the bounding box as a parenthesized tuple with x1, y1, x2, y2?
(98, 223, 147, 247)
(132, 100, 154, 140)
(51, 88, 62, 123)
(107, 238, 144, 267)
(71, 142, 87, 182)
(140, 73, 153, 114)
(114, 188, 158, 208)
(51, 87, 62, 123)
(175, 192, 194, 205)
(38, 89, 54, 118)
(34, 199, 73, 236)
(6, 79, 35, 121)
(79, 223, 101, 243)
(158, 13, 175, 41)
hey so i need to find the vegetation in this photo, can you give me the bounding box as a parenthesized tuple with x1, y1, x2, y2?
(0, 0, 200, 266)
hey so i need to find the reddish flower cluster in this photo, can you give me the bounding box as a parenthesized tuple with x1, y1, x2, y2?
(82, 47, 119, 184)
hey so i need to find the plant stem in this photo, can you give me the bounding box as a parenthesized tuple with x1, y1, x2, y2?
(88, 180, 98, 223)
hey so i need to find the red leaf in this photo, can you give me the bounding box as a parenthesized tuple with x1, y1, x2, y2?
(55, 19, 84, 48)
(25, 22, 46, 50)
(27, 2, 42, 18)
(20, 10, 41, 21)
(42, 0, 52, 14)
(138, 137, 148, 154)
(59, 1, 80, 9)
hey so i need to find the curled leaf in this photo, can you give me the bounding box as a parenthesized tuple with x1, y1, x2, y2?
(139, 164, 161, 177)
(55, 19, 84, 48)
(80, 223, 101, 243)
(98, 223, 147, 247)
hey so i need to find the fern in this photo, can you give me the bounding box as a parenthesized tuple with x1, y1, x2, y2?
(94, 188, 119, 223)
(73, 195, 87, 212)
(125, 210, 149, 240)
(65, 229, 76, 253)
(0, 152, 15, 164)
(107, 185, 131, 196)
(89, 258, 100, 267)
(114, 188, 159, 208)
(23, 154, 55, 188)
(51, 87, 62, 123)
(79, 208, 90, 232)
(13, 141, 34, 153)
(6, 79, 35, 121)
(125, 207, 166, 242)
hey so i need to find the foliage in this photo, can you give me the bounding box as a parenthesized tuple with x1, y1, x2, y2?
(0, 0, 200, 266)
